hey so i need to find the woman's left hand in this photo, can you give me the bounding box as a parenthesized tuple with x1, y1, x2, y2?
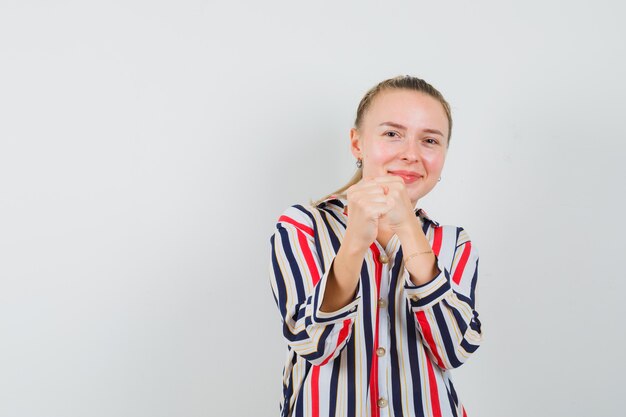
(373, 175, 418, 232)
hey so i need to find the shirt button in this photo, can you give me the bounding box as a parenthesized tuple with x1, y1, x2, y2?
(377, 298, 387, 308)
(377, 397, 388, 408)
(376, 347, 386, 357)
(379, 253, 389, 264)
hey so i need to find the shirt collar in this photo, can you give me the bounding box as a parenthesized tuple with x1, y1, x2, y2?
(318, 195, 440, 227)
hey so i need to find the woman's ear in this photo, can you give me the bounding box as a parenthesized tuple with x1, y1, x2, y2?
(349, 128, 362, 159)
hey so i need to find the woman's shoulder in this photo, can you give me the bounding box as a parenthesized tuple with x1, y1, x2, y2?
(279, 196, 346, 219)
(271, 198, 350, 240)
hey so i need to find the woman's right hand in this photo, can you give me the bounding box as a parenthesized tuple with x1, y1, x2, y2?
(320, 177, 389, 312)
(344, 177, 390, 252)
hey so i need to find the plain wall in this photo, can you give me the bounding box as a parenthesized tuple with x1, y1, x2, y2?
(1, 1, 624, 416)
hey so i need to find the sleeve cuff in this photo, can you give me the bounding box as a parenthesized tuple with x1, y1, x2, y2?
(404, 256, 452, 311)
(312, 256, 360, 324)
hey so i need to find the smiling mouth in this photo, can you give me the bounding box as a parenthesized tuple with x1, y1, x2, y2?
(388, 171, 422, 183)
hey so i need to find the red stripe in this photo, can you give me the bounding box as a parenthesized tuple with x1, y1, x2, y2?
(432, 226, 443, 256)
(308, 248, 361, 414)
(426, 357, 442, 417)
(311, 365, 320, 417)
(279, 215, 320, 284)
(319, 319, 352, 366)
(416, 311, 445, 368)
(313, 319, 353, 416)
(279, 215, 314, 237)
(452, 241, 472, 285)
(294, 228, 320, 286)
(462, 405, 468, 417)
(369, 244, 382, 417)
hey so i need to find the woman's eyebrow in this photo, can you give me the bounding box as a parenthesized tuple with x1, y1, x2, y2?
(379, 121, 407, 130)
(380, 122, 444, 137)
(423, 128, 444, 137)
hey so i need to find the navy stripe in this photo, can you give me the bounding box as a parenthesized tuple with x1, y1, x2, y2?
(409, 279, 451, 308)
(444, 299, 469, 336)
(460, 338, 480, 354)
(444, 381, 459, 417)
(293, 360, 311, 417)
(278, 225, 306, 302)
(469, 261, 479, 308)
(282, 353, 297, 417)
(293, 204, 315, 222)
(312, 309, 356, 324)
(346, 336, 356, 417)
(271, 234, 288, 318)
(328, 354, 341, 417)
(312, 281, 356, 324)
(389, 248, 406, 416)
(448, 377, 459, 406)
(285, 316, 316, 342)
(320, 204, 347, 229)
(405, 302, 426, 417)
(301, 325, 334, 362)
(451, 228, 463, 265)
(284, 327, 312, 343)
(471, 310, 482, 333)
(318, 208, 342, 255)
(433, 304, 463, 368)
(360, 259, 374, 389)
(316, 198, 345, 209)
(454, 292, 474, 309)
(421, 216, 430, 234)
(293, 205, 326, 273)
(455, 227, 464, 245)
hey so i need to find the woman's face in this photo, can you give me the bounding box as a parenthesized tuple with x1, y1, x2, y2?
(350, 89, 450, 206)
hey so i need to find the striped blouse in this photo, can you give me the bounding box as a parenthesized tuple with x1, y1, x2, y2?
(268, 196, 482, 417)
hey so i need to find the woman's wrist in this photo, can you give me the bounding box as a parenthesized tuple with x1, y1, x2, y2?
(393, 216, 423, 242)
(341, 230, 372, 257)
(405, 254, 440, 286)
(395, 217, 439, 285)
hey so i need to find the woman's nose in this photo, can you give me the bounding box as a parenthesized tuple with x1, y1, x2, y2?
(401, 139, 421, 162)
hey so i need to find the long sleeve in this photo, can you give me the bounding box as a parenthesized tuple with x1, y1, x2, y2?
(269, 205, 359, 366)
(403, 226, 483, 370)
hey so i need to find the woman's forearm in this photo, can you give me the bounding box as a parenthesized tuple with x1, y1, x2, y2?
(319, 234, 368, 312)
(396, 218, 440, 285)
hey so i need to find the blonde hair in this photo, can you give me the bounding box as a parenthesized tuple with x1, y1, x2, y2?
(311, 75, 452, 206)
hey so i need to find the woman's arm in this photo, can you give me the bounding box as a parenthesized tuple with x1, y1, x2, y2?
(319, 229, 369, 312)
(398, 221, 483, 370)
(269, 205, 360, 366)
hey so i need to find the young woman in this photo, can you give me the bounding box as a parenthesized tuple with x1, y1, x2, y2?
(269, 76, 482, 417)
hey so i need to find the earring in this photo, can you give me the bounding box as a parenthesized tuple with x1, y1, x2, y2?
(438, 177, 441, 182)
(356, 158, 363, 169)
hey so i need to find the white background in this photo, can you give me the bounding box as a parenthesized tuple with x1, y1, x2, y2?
(1, 1, 625, 416)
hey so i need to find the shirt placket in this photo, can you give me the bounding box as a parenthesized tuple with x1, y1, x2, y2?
(374, 241, 393, 416)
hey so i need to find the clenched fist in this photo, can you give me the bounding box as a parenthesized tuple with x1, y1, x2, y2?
(344, 175, 417, 251)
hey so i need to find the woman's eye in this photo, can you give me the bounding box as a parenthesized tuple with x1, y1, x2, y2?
(384, 131, 400, 138)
